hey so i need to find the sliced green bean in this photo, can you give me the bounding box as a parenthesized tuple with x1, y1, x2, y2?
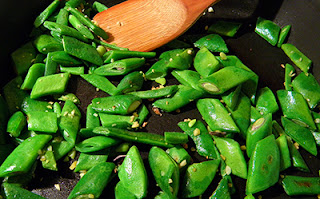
(93, 127, 174, 148)
(62, 36, 103, 65)
(103, 50, 156, 64)
(80, 74, 118, 96)
(94, 58, 145, 76)
(34, 0, 61, 28)
(129, 85, 178, 99)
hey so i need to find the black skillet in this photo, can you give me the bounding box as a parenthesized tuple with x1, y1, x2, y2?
(0, 0, 320, 198)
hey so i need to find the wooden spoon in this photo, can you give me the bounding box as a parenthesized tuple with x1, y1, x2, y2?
(93, 0, 220, 52)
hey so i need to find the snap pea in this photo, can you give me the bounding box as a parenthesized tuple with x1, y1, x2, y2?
(208, 20, 242, 37)
(194, 34, 229, 53)
(255, 87, 279, 115)
(21, 63, 45, 90)
(103, 50, 156, 64)
(277, 89, 316, 130)
(178, 120, 219, 160)
(91, 95, 142, 115)
(68, 162, 116, 199)
(281, 116, 317, 156)
(75, 136, 121, 153)
(181, 159, 220, 198)
(282, 175, 320, 196)
(281, 43, 312, 73)
(68, 14, 95, 40)
(80, 74, 118, 96)
(3, 182, 46, 199)
(34, 0, 60, 28)
(11, 41, 37, 75)
(118, 146, 148, 198)
(34, 34, 64, 54)
(0, 134, 52, 177)
(149, 146, 180, 198)
(62, 36, 103, 65)
(94, 58, 146, 76)
(197, 98, 240, 133)
(246, 135, 280, 195)
(255, 17, 281, 46)
(198, 66, 255, 95)
(193, 46, 222, 77)
(74, 149, 109, 172)
(30, 73, 70, 99)
(6, 111, 26, 138)
(292, 72, 320, 109)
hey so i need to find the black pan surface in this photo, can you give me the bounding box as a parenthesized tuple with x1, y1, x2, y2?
(0, 0, 320, 198)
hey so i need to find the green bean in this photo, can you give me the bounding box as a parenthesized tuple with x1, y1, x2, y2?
(194, 46, 222, 77)
(103, 50, 156, 64)
(74, 149, 109, 172)
(21, 63, 45, 90)
(30, 73, 70, 99)
(75, 136, 121, 153)
(0, 134, 52, 177)
(68, 162, 116, 199)
(94, 58, 145, 76)
(93, 1, 108, 12)
(68, 14, 95, 40)
(91, 95, 142, 115)
(33, 34, 63, 54)
(80, 74, 118, 96)
(11, 41, 37, 75)
(62, 36, 103, 65)
(194, 34, 229, 53)
(93, 127, 174, 148)
(281, 43, 312, 73)
(129, 85, 178, 99)
(3, 182, 46, 199)
(66, 7, 109, 40)
(34, 0, 60, 28)
(6, 111, 26, 138)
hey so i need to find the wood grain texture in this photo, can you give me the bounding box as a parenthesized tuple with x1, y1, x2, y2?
(93, 0, 219, 51)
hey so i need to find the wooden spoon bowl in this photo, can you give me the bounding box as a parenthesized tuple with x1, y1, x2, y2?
(93, 0, 220, 51)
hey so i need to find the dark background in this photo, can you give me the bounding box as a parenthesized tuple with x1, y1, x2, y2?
(0, 0, 320, 198)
